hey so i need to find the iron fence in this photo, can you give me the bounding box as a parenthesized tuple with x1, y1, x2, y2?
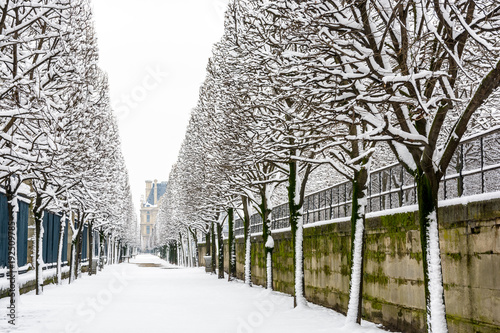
(234, 126, 500, 236)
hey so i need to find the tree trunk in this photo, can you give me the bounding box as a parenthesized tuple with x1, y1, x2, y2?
(111, 237, 115, 264)
(107, 235, 112, 265)
(118, 240, 122, 263)
(112, 237, 116, 264)
(416, 170, 449, 333)
(33, 196, 44, 295)
(227, 208, 236, 281)
(178, 242, 182, 266)
(186, 228, 193, 267)
(168, 243, 172, 264)
(108, 236, 112, 265)
(346, 167, 369, 324)
(205, 229, 211, 256)
(179, 232, 185, 266)
(288, 160, 306, 307)
(69, 241, 75, 284)
(74, 212, 85, 278)
(260, 185, 274, 290)
(242, 196, 252, 286)
(172, 240, 178, 265)
(189, 228, 199, 267)
(6, 176, 20, 324)
(211, 221, 216, 274)
(76, 232, 82, 278)
(110, 236, 114, 265)
(99, 230, 105, 271)
(75, 224, 83, 278)
(56, 213, 66, 284)
(217, 221, 224, 279)
(97, 233, 101, 269)
(88, 221, 94, 275)
(107, 235, 114, 265)
(168, 243, 173, 264)
(115, 240, 120, 264)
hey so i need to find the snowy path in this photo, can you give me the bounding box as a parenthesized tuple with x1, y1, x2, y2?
(0, 255, 388, 333)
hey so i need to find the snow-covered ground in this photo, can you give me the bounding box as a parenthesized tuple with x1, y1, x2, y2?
(0, 254, 390, 333)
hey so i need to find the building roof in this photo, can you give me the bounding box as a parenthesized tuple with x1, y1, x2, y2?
(146, 181, 167, 206)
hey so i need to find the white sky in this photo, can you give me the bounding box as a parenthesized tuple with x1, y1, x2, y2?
(92, 0, 229, 211)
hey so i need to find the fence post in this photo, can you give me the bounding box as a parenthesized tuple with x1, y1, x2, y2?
(307, 196, 310, 224)
(317, 193, 320, 222)
(344, 183, 347, 217)
(389, 168, 393, 209)
(337, 186, 340, 217)
(329, 188, 333, 219)
(481, 136, 485, 193)
(379, 172, 383, 210)
(318, 193, 322, 222)
(459, 144, 464, 197)
(399, 166, 404, 206)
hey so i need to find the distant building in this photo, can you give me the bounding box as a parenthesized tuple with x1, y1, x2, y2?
(140, 179, 167, 252)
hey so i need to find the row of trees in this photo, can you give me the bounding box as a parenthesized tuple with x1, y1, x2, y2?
(158, 1, 500, 332)
(0, 0, 138, 322)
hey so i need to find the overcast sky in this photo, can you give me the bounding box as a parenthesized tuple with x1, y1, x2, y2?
(92, 0, 229, 210)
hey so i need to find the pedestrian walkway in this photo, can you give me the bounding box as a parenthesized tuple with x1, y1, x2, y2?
(0, 255, 386, 333)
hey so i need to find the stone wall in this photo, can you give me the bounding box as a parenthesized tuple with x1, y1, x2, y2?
(0, 266, 88, 299)
(199, 198, 500, 333)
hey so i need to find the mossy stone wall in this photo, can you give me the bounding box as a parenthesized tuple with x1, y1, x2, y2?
(199, 198, 500, 333)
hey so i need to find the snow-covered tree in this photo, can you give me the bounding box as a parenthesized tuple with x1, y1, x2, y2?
(0, 0, 76, 308)
(301, 1, 500, 330)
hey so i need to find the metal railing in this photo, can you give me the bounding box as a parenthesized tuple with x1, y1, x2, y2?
(234, 127, 500, 236)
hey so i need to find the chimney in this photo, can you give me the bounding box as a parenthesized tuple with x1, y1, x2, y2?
(154, 179, 158, 205)
(145, 180, 152, 202)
